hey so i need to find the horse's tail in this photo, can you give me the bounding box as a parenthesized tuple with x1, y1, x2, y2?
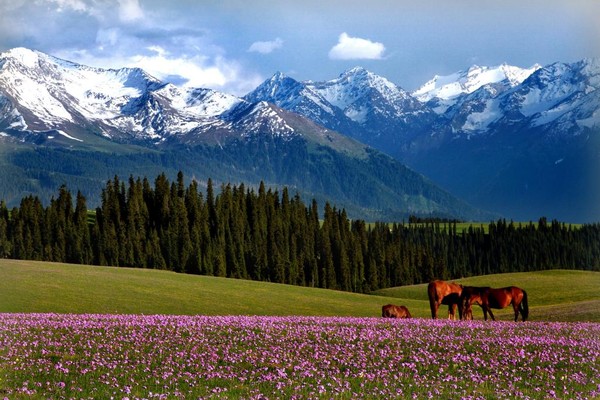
(427, 282, 437, 319)
(520, 289, 529, 321)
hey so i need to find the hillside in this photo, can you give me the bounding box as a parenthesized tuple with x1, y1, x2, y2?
(1, 260, 598, 321)
(0, 47, 490, 222)
(246, 60, 600, 222)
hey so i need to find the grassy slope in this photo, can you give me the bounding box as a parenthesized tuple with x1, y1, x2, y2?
(373, 270, 600, 322)
(0, 259, 401, 317)
(1, 259, 598, 321)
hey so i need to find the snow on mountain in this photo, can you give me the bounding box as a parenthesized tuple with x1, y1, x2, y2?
(308, 67, 424, 123)
(0, 47, 252, 142)
(228, 101, 296, 139)
(1, 47, 598, 149)
(497, 58, 600, 131)
(244, 72, 338, 121)
(0, 48, 165, 136)
(413, 63, 541, 114)
(182, 87, 243, 117)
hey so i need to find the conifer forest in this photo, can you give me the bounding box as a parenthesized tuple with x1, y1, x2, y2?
(1, 172, 598, 293)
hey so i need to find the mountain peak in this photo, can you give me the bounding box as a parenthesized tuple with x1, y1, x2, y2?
(270, 71, 287, 80)
(413, 63, 541, 102)
(1, 47, 44, 68)
(341, 66, 370, 77)
(244, 72, 305, 104)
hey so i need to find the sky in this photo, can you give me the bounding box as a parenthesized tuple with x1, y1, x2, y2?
(0, 0, 599, 96)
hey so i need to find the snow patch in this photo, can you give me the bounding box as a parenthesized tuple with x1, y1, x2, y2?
(345, 105, 368, 123)
(56, 130, 83, 142)
(414, 63, 541, 102)
(577, 110, 600, 128)
(462, 99, 501, 131)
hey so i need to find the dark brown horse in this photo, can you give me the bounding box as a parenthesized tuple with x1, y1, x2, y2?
(459, 286, 490, 320)
(427, 280, 463, 320)
(382, 304, 411, 319)
(462, 286, 529, 322)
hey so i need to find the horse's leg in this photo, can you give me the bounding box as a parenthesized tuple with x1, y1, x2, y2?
(429, 298, 439, 319)
(513, 302, 519, 322)
(448, 304, 456, 320)
(487, 308, 496, 321)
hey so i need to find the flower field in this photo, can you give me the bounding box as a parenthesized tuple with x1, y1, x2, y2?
(1, 314, 599, 399)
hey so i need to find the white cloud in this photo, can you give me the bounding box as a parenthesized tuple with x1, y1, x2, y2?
(55, 41, 263, 96)
(328, 32, 386, 60)
(51, 0, 88, 13)
(118, 0, 144, 22)
(96, 28, 121, 48)
(248, 38, 284, 54)
(0, 0, 262, 96)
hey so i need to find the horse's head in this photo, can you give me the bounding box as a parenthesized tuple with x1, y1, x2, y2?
(459, 286, 486, 319)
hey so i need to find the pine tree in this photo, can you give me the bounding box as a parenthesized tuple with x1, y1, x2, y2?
(0, 200, 11, 258)
(70, 191, 92, 265)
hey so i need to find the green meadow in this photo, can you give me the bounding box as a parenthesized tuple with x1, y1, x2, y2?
(1, 259, 598, 321)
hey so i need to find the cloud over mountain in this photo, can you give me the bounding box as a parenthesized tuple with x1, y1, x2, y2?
(248, 38, 284, 54)
(328, 33, 386, 60)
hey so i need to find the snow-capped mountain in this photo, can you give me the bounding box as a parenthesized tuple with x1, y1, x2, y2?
(413, 63, 541, 113)
(245, 67, 435, 147)
(0, 47, 252, 144)
(243, 72, 354, 134)
(498, 58, 600, 131)
(406, 59, 600, 222)
(0, 47, 491, 222)
(1, 47, 598, 221)
(308, 67, 426, 124)
(245, 59, 599, 222)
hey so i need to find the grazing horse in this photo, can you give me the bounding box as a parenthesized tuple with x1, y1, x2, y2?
(462, 286, 529, 322)
(382, 304, 411, 319)
(427, 280, 463, 320)
(459, 286, 490, 320)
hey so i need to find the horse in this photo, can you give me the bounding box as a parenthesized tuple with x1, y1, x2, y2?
(427, 280, 463, 320)
(459, 286, 490, 320)
(462, 286, 529, 322)
(382, 304, 411, 319)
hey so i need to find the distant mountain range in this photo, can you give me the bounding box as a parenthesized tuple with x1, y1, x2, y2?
(0, 47, 598, 221)
(245, 59, 600, 222)
(0, 47, 490, 221)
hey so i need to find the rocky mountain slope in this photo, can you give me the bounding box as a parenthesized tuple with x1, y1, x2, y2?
(246, 60, 600, 222)
(0, 48, 490, 221)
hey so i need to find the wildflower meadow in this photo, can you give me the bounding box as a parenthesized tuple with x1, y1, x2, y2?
(1, 313, 599, 399)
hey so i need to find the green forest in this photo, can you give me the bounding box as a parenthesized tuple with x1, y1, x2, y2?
(1, 172, 599, 293)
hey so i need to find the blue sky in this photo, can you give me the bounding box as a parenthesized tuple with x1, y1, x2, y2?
(1, 0, 598, 95)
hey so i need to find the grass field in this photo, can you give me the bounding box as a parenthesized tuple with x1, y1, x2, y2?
(383, 221, 583, 234)
(0, 259, 402, 317)
(1, 259, 599, 399)
(1, 259, 598, 321)
(373, 270, 600, 322)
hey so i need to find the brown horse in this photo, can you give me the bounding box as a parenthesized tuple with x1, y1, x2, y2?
(382, 304, 411, 319)
(459, 286, 490, 320)
(427, 280, 463, 320)
(462, 286, 529, 322)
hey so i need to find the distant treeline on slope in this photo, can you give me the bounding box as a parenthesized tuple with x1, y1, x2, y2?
(0, 172, 599, 293)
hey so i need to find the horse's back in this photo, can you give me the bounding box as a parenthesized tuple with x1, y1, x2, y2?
(429, 280, 462, 299)
(487, 287, 517, 309)
(382, 304, 410, 318)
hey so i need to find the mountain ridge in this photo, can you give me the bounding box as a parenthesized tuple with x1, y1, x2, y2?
(2, 47, 598, 221)
(244, 58, 600, 222)
(0, 47, 493, 222)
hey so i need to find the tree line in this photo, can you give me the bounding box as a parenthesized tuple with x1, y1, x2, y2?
(1, 172, 599, 293)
